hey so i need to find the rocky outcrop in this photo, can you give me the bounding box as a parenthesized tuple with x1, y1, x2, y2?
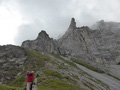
(58, 18, 120, 65)
(22, 18, 120, 65)
(0, 45, 27, 83)
(22, 30, 58, 53)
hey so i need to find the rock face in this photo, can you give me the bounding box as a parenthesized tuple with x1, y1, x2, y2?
(0, 45, 27, 83)
(22, 18, 120, 65)
(58, 18, 120, 64)
(58, 18, 101, 64)
(22, 30, 58, 53)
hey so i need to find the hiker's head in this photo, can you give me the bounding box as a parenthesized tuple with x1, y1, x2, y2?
(29, 72, 33, 76)
(31, 71, 34, 73)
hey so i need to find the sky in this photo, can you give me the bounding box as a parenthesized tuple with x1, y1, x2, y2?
(0, 0, 120, 45)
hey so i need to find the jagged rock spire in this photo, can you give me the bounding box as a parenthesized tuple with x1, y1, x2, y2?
(60, 18, 77, 39)
(37, 30, 50, 40)
(69, 18, 76, 29)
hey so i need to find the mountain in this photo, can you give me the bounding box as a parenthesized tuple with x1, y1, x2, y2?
(0, 18, 120, 90)
(22, 18, 120, 65)
(22, 30, 58, 54)
(58, 18, 120, 65)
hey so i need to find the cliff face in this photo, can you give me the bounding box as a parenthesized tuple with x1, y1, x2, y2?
(58, 18, 120, 64)
(22, 18, 120, 65)
(21, 30, 58, 54)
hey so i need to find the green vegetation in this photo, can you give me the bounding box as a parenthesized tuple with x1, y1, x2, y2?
(38, 79, 76, 90)
(95, 79, 110, 90)
(88, 77, 109, 90)
(37, 76, 82, 90)
(37, 76, 47, 83)
(44, 70, 63, 79)
(64, 76, 77, 84)
(0, 84, 21, 90)
(72, 58, 104, 73)
(9, 75, 25, 88)
(51, 53, 78, 68)
(50, 53, 65, 61)
(25, 50, 50, 71)
(72, 74, 79, 80)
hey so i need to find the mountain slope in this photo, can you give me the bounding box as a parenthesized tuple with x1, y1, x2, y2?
(22, 18, 120, 66)
(0, 18, 120, 90)
(0, 45, 120, 90)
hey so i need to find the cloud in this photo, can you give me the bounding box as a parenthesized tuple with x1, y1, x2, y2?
(0, 0, 3, 3)
(14, 20, 43, 45)
(8, 0, 120, 45)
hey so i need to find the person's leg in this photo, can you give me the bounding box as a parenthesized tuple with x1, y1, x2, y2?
(27, 83, 30, 90)
(30, 82, 33, 90)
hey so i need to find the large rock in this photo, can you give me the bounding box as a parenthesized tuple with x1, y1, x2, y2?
(22, 30, 58, 53)
(58, 18, 120, 64)
(0, 45, 27, 83)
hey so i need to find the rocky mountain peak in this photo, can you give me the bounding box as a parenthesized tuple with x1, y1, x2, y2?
(22, 18, 120, 65)
(22, 30, 58, 53)
(69, 18, 76, 28)
(37, 30, 50, 40)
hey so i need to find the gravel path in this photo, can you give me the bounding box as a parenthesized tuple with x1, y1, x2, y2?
(77, 64, 120, 90)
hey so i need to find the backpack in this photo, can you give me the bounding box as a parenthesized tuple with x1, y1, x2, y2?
(29, 73, 33, 76)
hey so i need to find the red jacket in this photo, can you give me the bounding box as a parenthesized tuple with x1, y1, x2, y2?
(26, 72, 34, 82)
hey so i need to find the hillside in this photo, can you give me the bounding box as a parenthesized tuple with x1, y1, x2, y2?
(0, 46, 120, 90)
(0, 18, 120, 90)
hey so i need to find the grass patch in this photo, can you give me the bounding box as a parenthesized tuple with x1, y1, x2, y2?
(38, 79, 76, 90)
(64, 76, 77, 84)
(95, 79, 110, 90)
(44, 70, 63, 79)
(9, 75, 25, 88)
(25, 50, 50, 70)
(88, 77, 109, 90)
(37, 76, 47, 83)
(51, 53, 78, 68)
(72, 58, 104, 73)
(0, 84, 21, 90)
(58, 63, 66, 69)
(72, 74, 79, 80)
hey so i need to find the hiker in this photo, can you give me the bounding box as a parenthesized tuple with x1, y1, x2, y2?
(26, 71, 34, 90)
(30, 71, 34, 90)
(34, 72, 39, 85)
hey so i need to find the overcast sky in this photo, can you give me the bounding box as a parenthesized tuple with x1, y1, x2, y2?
(0, 0, 120, 45)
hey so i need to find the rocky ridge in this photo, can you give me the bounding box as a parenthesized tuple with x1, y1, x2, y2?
(22, 18, 120, 65)
(0, 45, 27, 83)
(22, 30, 58, 54)
(0, 18, 120, 90)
